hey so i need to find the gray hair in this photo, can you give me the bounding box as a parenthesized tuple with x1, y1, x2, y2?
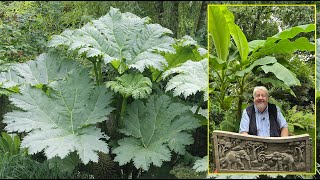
(253, 86, 269, 97)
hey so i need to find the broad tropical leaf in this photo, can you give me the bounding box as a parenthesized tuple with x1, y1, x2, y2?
(248, 40, 265, 52)
(151, 35, 207, 82)
(210, 55, 227, 72)
(106, 73, 152, 99)
(48, 7, 175, 74)
(4, 67, 114, 164)
(190, 106, 208, 119)
(229, 24, 249, 62)
(261, 62, 300, 87)
(272, 24, 315, 39)
(255, 78, 296, 97)
(0, 50, 77, 88)
(0, 68, 22, 89)
(163, 59, 208, 101)
(113, 94, 200, 171)
(208, 6, 230, 61)
(251, 37, 314, 59)
(235, 56, 277, 77)
(209, 6, 248, 62)
(250, 24, 315, 60)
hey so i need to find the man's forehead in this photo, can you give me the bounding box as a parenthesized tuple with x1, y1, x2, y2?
(256, 90, 266, 93)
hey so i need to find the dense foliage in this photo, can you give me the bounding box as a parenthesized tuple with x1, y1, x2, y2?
(209, 5, 316, 178)
(0, 1, 319, 179)
(0, 2, 208, 179)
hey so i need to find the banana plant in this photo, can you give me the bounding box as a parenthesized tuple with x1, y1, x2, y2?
(209, 6, 315, 121)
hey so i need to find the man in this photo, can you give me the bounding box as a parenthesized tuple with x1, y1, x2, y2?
(239, 86, 289, 137)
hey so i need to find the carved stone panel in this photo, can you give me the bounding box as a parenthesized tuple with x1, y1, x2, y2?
(212, 130, 312, 173)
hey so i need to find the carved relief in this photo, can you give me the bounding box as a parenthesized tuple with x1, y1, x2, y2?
(213, 131, 312, 173)
(220, 149, 251, 170)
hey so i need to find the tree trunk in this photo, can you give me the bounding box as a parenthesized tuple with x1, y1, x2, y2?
(190, 1, 203, 37)
(177, 1, 203, 39)
(162, 1, 179, 37)
(196, 1, 206, 33)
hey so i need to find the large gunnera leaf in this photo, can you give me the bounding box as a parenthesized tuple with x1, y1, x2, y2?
(48, 7, 175, 74)
(4, 68, 114, 164)
(151, 35, 207, 81)
(106, 73, 152, 99)
(0, 50, 77, 88)
(113, 94, 200, 171)
(0, 68, 23, 89)
(193, 156, 208, 172)
(163, 59, 208, 101)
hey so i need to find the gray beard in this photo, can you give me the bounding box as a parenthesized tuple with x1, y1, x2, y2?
(256, 103, 267, 112)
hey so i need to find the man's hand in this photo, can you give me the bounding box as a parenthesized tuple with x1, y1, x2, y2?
(240, 132, 249, 135)
(280, 127, 289, 137)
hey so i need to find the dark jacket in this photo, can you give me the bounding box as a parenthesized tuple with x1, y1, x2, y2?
(246, 103, 280, 137)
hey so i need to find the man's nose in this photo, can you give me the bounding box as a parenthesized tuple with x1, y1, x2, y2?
(257, 96, 264, 100)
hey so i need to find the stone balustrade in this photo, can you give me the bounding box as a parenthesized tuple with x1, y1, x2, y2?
(212, 130, 312, 173)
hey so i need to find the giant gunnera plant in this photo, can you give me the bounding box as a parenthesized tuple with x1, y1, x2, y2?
(0, 7, 208, 178)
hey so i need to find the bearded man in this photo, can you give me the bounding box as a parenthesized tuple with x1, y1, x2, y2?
(239, 86, 289, 137)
